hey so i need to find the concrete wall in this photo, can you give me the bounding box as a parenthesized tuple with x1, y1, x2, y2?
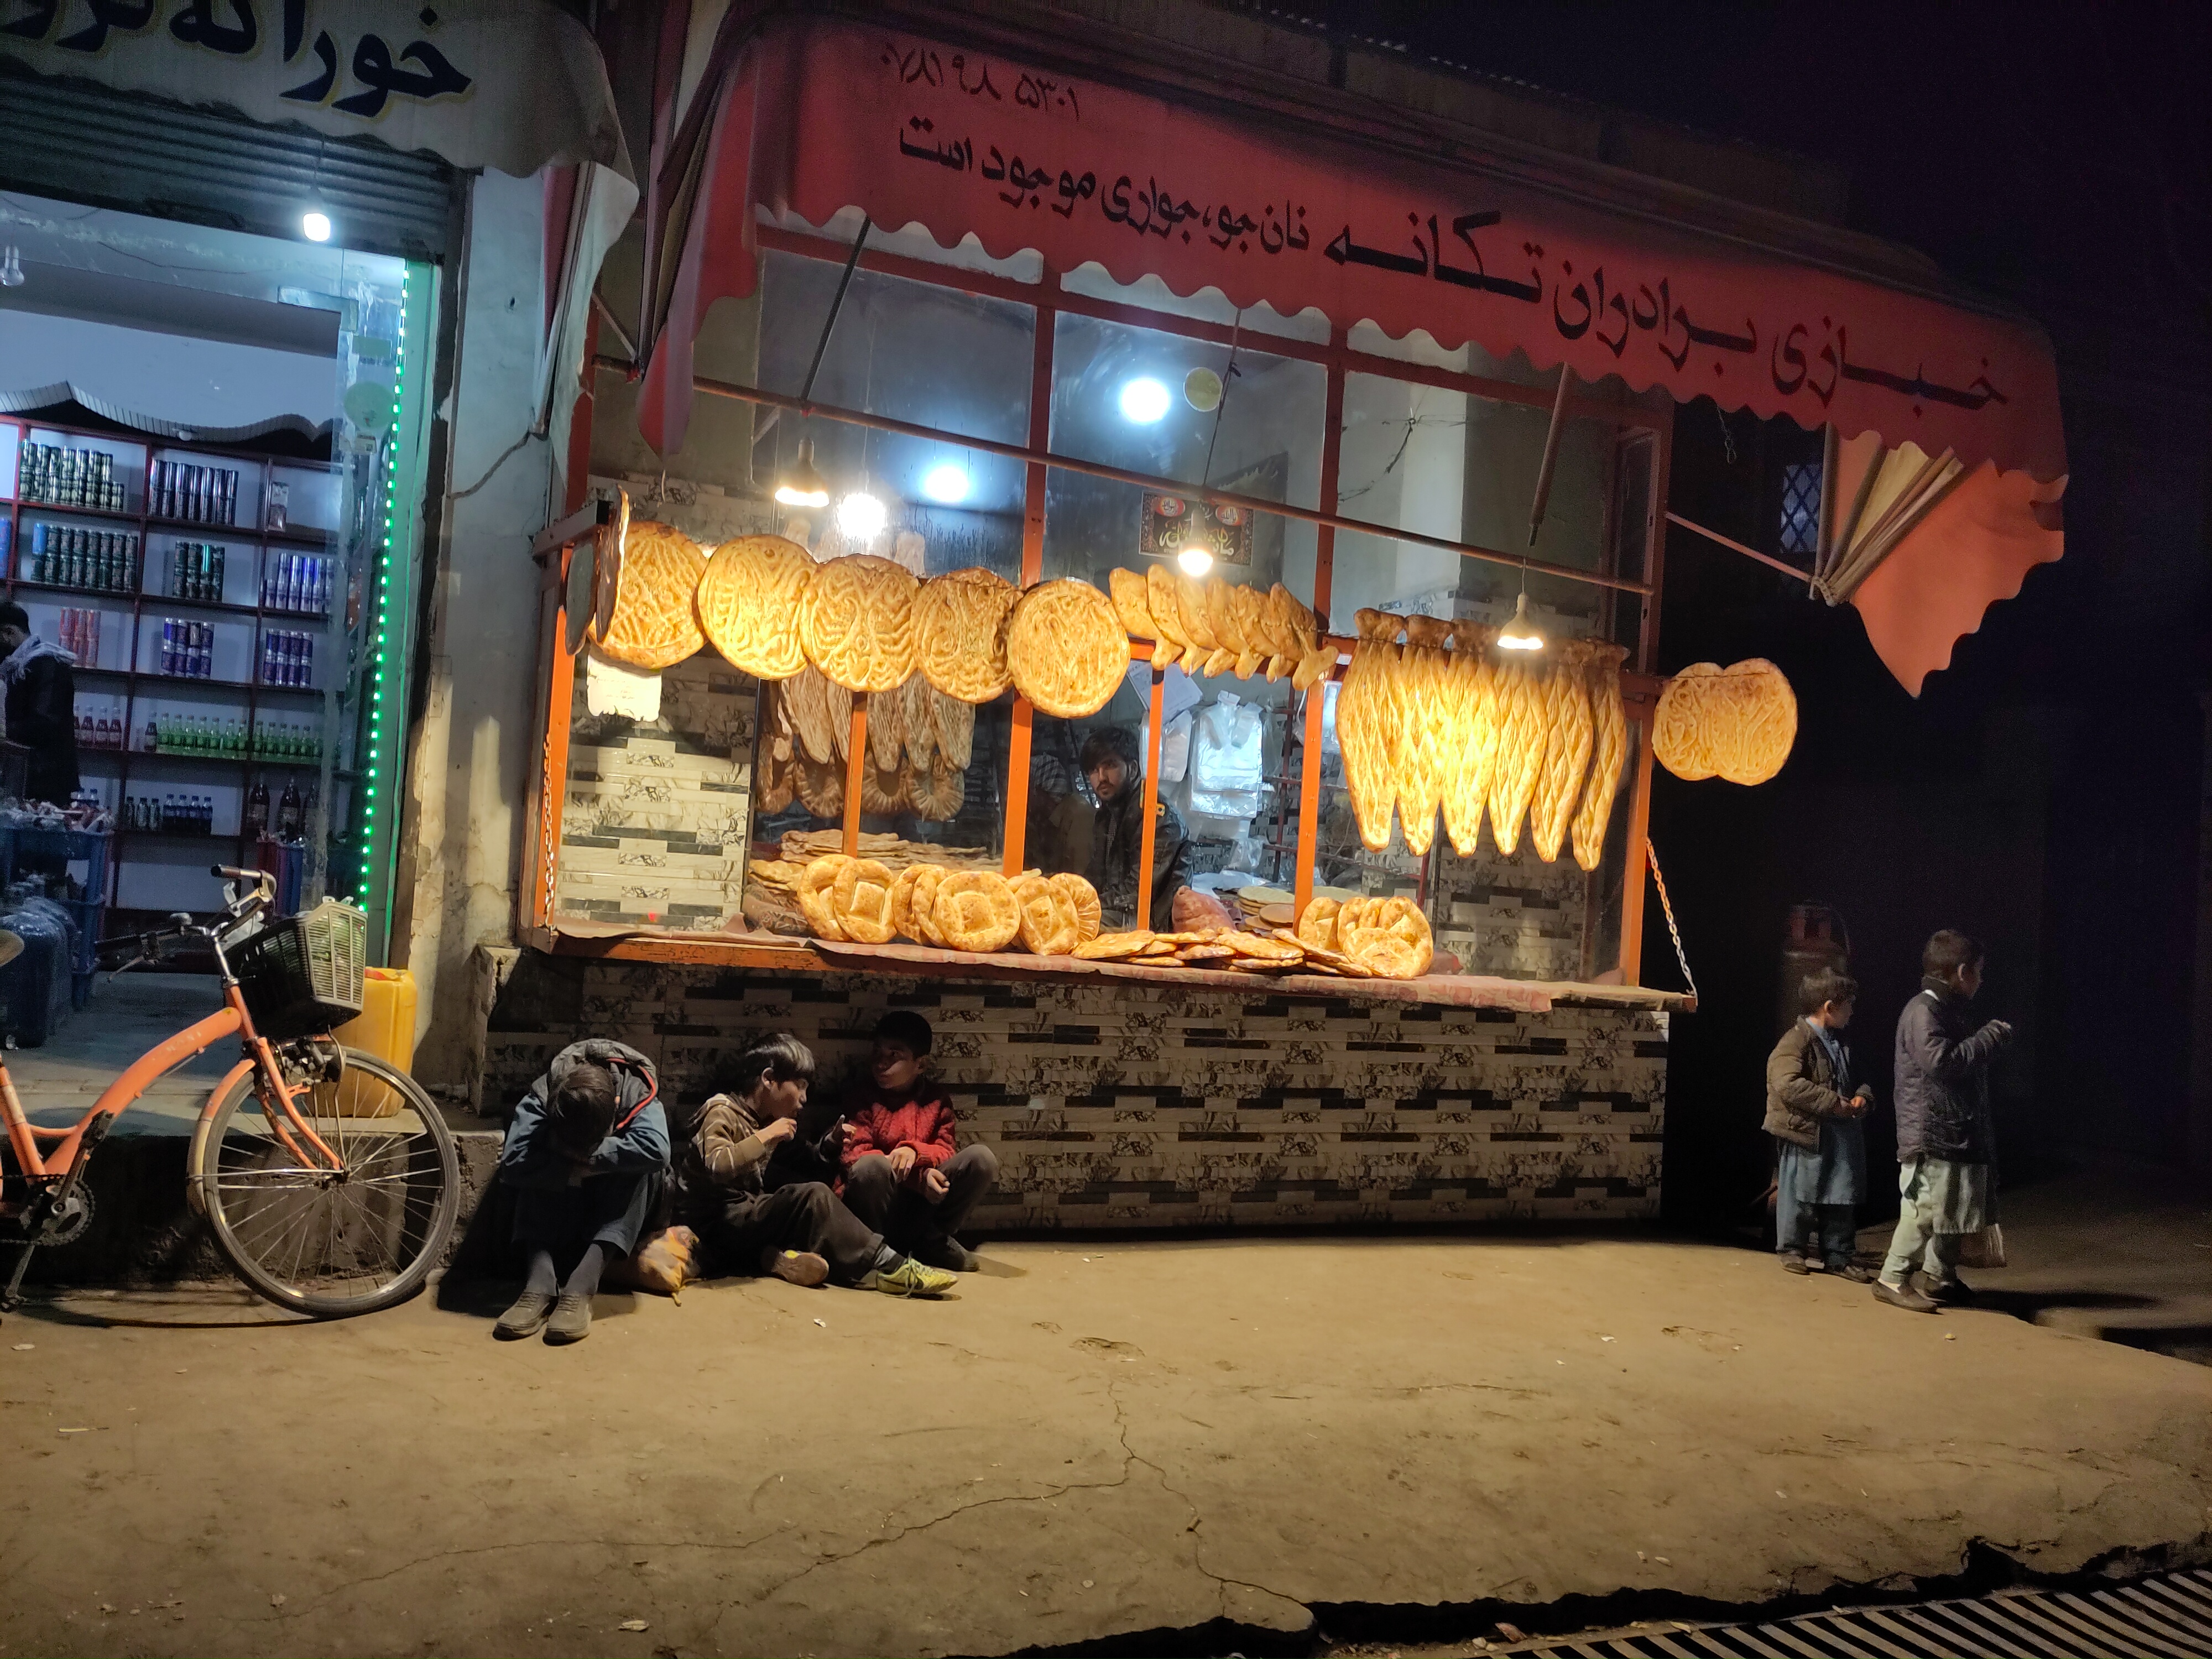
(397, 169, 557, 1091)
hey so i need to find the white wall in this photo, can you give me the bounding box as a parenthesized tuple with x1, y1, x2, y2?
(398, 169, 556, 1089)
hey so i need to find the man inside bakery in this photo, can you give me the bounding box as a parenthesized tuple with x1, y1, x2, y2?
(1079, 724, 1188, 931)
(0, 602, 80, 806)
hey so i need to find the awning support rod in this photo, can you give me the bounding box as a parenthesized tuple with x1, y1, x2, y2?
(798, 216, 872, 404)
(1527, 363, 1574, 547)
(665, 367, 1654, 598)
(1664, 510, 1809, 582)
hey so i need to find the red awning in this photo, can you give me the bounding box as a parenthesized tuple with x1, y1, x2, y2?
(633, 11, 2068, 692)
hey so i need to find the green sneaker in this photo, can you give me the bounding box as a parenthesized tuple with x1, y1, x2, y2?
(861, 1256, 958, 1298)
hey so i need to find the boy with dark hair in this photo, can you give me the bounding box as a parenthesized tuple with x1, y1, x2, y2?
(675, 1030, 957, 1297)
(495, 1039, 671, 1344)
(841, 1010, 998, 1271)
(1875, 929, 2013, 1314)
(1764, 966, 1875, 1281)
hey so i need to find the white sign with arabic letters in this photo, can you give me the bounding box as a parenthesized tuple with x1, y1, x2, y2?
(0, 0, 630, 180)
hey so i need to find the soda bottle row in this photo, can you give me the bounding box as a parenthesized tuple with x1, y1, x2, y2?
(19, 444, 123, 511)
(147, 712, 241, 755)
(124, 793, 216, 835)
(169, 541, 228, 602)
(72, 709, 125, 749)
(245, 778, 312, 841)
(261, 630, 315, 687)
(151, 458, 239, 525)
(29, 524, 139, 592)
(252, 719, 323, 764)
(58, 607, 103, 669)
(262, 552, 331, 614)
(159, 618, 216, 679)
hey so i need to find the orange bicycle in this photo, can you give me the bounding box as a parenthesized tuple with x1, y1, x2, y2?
(1, 865, 458, 1317)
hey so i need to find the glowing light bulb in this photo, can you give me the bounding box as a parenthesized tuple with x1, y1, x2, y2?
(1176, 543, 1214, 577)
(836, 491, 887, 540)
(1497, 589, 1545, 652)
(774, 437, 831, 509)
(301, 211, 332, 243)
(1119, 377, 1171, 424)
(921, 463, 970, 505)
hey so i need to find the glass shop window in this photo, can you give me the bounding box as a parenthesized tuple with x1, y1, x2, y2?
(754, 249, 1034, 582)
(1040, 312, 1326, 606)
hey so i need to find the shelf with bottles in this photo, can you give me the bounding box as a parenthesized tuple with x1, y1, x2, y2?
(132, 712, 327, 767)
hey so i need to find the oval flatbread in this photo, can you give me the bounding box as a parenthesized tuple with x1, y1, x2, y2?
(914, 567, 1019, 703)
(1295, 897, 1340, 953)
(800, 554, 919, 693)
(1350, 933, 1427, 980)
(794, 757, 844, 821)
(933, 870, 1021, 952)
(1003, 579, 1131, 718)
(1654, 659, 1797, 786)
(907, 864, 951, 946)
(796, 854, 851, 941)
(830, 857, 898, 944)
(911, 757, 965, 822)
(597, 520, 706, 670)
(889, 863, 937, 943)
(1074, 928, 1156, 961)
(1049, 872, 1102, 943)
(1011, 873, 1081, 956)
(696, 534, 813, 679)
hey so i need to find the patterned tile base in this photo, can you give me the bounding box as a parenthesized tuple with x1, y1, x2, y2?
(483, 960, 1667, 1230)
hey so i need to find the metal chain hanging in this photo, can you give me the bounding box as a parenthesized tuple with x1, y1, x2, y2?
(1646, 841, 1699, 1002)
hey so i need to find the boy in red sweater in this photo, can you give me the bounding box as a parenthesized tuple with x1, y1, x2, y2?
(841, 1010, 997, 1272)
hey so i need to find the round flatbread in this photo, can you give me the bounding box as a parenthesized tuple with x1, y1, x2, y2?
(932, 870, 1021, 952)
(1654, 658, 1797, 786)
(1074, 928, 1156, 961)
(696, 534, 813, 679)
(799, 554, 919, 693)
(1295, 897, 1341, 953)
(907, 864, 951, 946)
(597, 520, 706, 670)
(1339, 895, 1434, 978)
(1350, 933, 1427, 979)
(1010, 873, 1081, 956)
(1218, 929, 1302, 964)
(910, 757, 965, 822)
(830, 857, 897, 944)
(794, 757, 844, 821)
(1049, 872, 1102, 943)
(914, 568, 1020, 703)
(1003, 579, 1131, 718)
(796, 855, 851, 941)
(889, 864, 935, 943)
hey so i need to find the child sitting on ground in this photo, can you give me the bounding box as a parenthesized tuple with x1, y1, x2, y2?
(1764, 967, 1875, 1281)
(840, 1011, 998, 1272)
(495, 1039, 671, 1344)
(673, 1031, 957, 1298)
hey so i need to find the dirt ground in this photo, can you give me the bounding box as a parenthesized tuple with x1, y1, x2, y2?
(3, 1232, 2210, 1659)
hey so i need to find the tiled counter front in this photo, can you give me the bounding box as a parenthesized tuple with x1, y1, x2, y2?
(483, 961, 1668, 1229)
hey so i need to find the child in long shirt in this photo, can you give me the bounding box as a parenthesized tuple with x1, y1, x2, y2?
(673, 1031, 957, 1298)
(1763, 967, 1875, 1281)
(494, 1039, 670, 1344)
(840, 1011, 997, 1272)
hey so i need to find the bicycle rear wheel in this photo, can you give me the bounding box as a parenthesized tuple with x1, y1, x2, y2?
(194, 1048, 460, 1316)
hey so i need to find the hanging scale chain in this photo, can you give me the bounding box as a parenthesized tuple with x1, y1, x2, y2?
(1646, 841, 1699, 1003)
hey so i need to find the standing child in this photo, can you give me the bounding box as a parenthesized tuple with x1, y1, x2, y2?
(495, 1039, 671, 1344)
(1875, 930, 2012, 1313)
(841, 1011, 998, 1271)
(1764, 967, 1875, 1281)
(674, 1031, 958, 1298)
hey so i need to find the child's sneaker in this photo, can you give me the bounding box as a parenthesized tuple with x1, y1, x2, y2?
(761, 1248, 830, 1287)
(1780, 1255, 1811, 1276)
(861, 1256, 958, 1297)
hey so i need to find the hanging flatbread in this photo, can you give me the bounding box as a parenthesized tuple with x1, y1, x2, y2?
(785, 664, 849, 766)
(799, 553, 919, 693)
(911, 757, 965, 822)
(597, 520, 705, 670)
(1530, 643, 1596, 864)
(1572, 645, 1630, 871)
(899, 673, 937, 773)
(1146, 565, 1193, 668)
(933, 690, 975, 771)
(795, 756, 844, 820)
(696, 534, 812, 679)
(913, 567, 1019, 703)
(1003, 579, 1131, 718)
(1654, 658, 1797, 786)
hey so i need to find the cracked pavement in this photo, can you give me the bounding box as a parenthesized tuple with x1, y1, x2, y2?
(2, 1232, 2209, 1656)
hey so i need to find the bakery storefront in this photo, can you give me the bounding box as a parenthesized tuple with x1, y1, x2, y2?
(502, 8, 2066, 1232)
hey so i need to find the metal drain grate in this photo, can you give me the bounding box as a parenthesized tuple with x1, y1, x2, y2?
(1519, 1567, 2212, 1658)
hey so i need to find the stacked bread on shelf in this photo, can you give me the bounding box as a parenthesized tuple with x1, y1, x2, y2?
(1336, 608, 1629, 870)
(787, 854, 1104, 958)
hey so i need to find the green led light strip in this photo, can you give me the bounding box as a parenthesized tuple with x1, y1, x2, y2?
(354, 266, 405, 904)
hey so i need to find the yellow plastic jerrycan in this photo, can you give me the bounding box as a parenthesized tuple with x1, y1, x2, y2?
(331, 967, 420, 1117)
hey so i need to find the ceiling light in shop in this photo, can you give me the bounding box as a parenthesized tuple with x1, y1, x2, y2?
(301, 211, 333, 243)
(921, 463, 970, 504)
(1497, 589, 1545, 651)
(836, 491, 887, 540)
(774, 436, 831, 508)
(1119, 377, 1171, 424)
(1175, 543, 1214, 577)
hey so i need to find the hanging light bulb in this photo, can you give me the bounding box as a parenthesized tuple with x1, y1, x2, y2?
(0, 247, 23, 289)
(836, 489, 887, 541)
(1175, 541, 1214, 577)
(300, 211, 333, 243)
(774, 436, 831, 508)
(1497, 586, 1545, 651)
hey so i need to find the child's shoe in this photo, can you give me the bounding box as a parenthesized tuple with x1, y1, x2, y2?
(862, 1256, 958, 1297)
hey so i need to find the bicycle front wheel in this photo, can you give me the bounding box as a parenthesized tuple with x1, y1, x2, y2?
(194, 1048, 460, 1317)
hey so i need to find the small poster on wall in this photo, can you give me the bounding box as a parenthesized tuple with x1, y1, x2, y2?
(1139, 493, 1254, 566)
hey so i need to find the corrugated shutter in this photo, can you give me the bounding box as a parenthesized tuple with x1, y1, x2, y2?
(0, 65, 458, 262)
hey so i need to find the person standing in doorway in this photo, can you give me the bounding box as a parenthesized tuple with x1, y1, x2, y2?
(1080, 724, 1187, 932)
(1874, 930, 2012, 1313)
(0, 602, 79, 806)
(1764, 967, 1875, 1281)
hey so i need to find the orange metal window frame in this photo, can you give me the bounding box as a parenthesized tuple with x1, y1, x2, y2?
(529, 231, 1674, 987)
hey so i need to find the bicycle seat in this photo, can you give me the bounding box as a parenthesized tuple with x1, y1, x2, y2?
(0, 930, 20, 971)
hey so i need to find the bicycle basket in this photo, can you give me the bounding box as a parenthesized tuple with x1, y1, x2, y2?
(231, 899, 368, 1040)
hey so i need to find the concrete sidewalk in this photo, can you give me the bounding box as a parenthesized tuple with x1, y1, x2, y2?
(3, 1232, 2209, 1658)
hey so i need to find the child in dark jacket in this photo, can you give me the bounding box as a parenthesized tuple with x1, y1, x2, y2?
(1763, 967, 1874, 1281)
(674, 1031, 957, 1298)
(495, 1039, 671, 1344)
(841, 1011, 998, 1271)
